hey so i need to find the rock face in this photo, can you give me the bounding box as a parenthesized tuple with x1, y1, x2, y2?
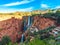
(0, 16, 55, 42)
(0, 17, 23, 42)
(32, 16, 55, 30)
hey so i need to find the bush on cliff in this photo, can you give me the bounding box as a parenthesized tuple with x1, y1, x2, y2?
(1, 36, 11, 45)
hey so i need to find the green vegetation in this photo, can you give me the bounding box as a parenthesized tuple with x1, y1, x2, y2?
(0, 36, 11, 45)
(21, 25, 60, 45)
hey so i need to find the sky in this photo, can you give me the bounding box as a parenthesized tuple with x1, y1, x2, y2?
(0, 0, 60, 13)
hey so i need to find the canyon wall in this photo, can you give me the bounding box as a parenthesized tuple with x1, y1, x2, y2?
(32, 16, 56, 30)
(0, 15, 56, 42)
(0, 17, 23, 42)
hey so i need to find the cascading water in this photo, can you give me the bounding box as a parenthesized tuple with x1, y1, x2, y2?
(24, 16, 31, 31)
(21, 34, 24, 42)
(28, 16, 31, 26)
(21, 16, 31, 43)
(21, 16, 34, 43)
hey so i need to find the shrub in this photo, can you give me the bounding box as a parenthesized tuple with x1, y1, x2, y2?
(27, 38, 49, 45)
(1, 36, 11, 45)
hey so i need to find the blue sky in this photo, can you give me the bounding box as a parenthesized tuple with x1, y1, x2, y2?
(0, 0, 60, 13)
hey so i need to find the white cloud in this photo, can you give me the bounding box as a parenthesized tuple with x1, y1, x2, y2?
(41, 4, 49, 8)
(55, 6, 60, 9)
(2, 0, 34, 6)
(0, 7, 33, 13)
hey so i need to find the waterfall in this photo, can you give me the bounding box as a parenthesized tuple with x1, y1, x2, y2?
(28, 16, 31, 26)
(21, 34, 24, 42)
(24, 16, 31, 31)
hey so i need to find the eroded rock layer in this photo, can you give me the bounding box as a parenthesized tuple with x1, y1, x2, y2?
(32, 16, 55, 30)
(0, 17, 23, 42)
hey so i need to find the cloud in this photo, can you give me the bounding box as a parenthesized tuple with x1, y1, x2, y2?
(0, 7, 33, 13)
(55, 6, 60, 9)
(41, 4, 49, 8)
(2, 0, 34, 6)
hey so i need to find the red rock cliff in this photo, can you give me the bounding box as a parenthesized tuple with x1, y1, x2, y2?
(32, 16, 55, 30)
(0, 17, 23, 42)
